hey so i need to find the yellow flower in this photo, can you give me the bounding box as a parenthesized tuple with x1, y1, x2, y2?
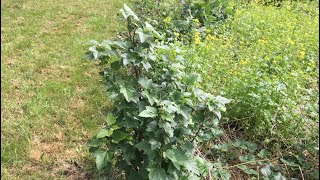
(258, 39, 267, 44)
(286, 22, 292, 27)
(194, 37, 201, 45)
(298, 51, 305, 59)
(194, 31, 202, 45)
(164, 16, 171, 24)
(194, 19, 200, 27)
(287, 37, 294, 45)
(240, 59, 249, 65)
(206, 34, 216, 42)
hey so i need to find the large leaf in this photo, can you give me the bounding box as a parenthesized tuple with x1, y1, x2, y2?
(145, 22, 163, 40)
(139, 106, 158, 118)
(138, 76, 152, 89)
(106, 113, 116, 126)
(88, 138, 102, 148)
(148, 166, 167, 180)
(136, 140, 152, 155)
(149, 139, 161, 150)
(120, 84, 137, 103)
(141, 90, 157, 106)
(137, 28, 151, 43)
(166, 148, 200, 175)
(160, 110, 174, 122)
(93, 149, 112, 171)
(96, 128, 114, 138)
(160, 122, 174, 137)
(111, 131, 132, 143)
(214, 96, 231, 105)
(164, 149, 181, 170)
(146, 121, 158, 132)
(185, 73, 200, 85)
(120, 4, 139, 21)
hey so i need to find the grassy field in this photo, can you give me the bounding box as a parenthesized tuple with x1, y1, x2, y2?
(1, 0, 129, 179)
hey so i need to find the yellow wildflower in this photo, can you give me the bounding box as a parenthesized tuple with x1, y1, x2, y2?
(194, 19, 201, 27)
(240, 59, 249, 65)
(298, 50, 305, 59)
(286, 22, 292, 28)
(164, 16, 171, 24)
(258, 39, 267, 44)
(194, 31, 201, 45)
(206, 34, 216, 42)
(287, 37, 294, 45)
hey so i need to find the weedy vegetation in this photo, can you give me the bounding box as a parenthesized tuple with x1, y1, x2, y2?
(84, 0, 318, 179)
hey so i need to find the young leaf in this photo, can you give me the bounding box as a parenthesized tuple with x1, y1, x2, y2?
(96, 128, 114, 138)
(139, 106, 158, 118)
(160, 110, 174, 122)
(149, 139, 161, 150)
(106, 113, 116, 126)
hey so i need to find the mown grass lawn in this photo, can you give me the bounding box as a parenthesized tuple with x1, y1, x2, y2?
(1, 0, 130, 179)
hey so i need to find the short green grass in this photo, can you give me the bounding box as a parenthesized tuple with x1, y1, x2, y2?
(1, 0, 130, 179)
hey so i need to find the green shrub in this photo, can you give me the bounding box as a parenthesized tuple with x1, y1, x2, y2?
(84, 5, 232, 179)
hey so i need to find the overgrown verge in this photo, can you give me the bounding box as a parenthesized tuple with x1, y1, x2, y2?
(83, 1, 319, 179)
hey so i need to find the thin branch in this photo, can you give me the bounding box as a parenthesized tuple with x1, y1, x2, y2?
(299, 166, 305, 180)
(191, 118, 206, 143)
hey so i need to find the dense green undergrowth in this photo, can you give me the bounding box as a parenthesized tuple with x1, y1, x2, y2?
(84, 0, 319, 179)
